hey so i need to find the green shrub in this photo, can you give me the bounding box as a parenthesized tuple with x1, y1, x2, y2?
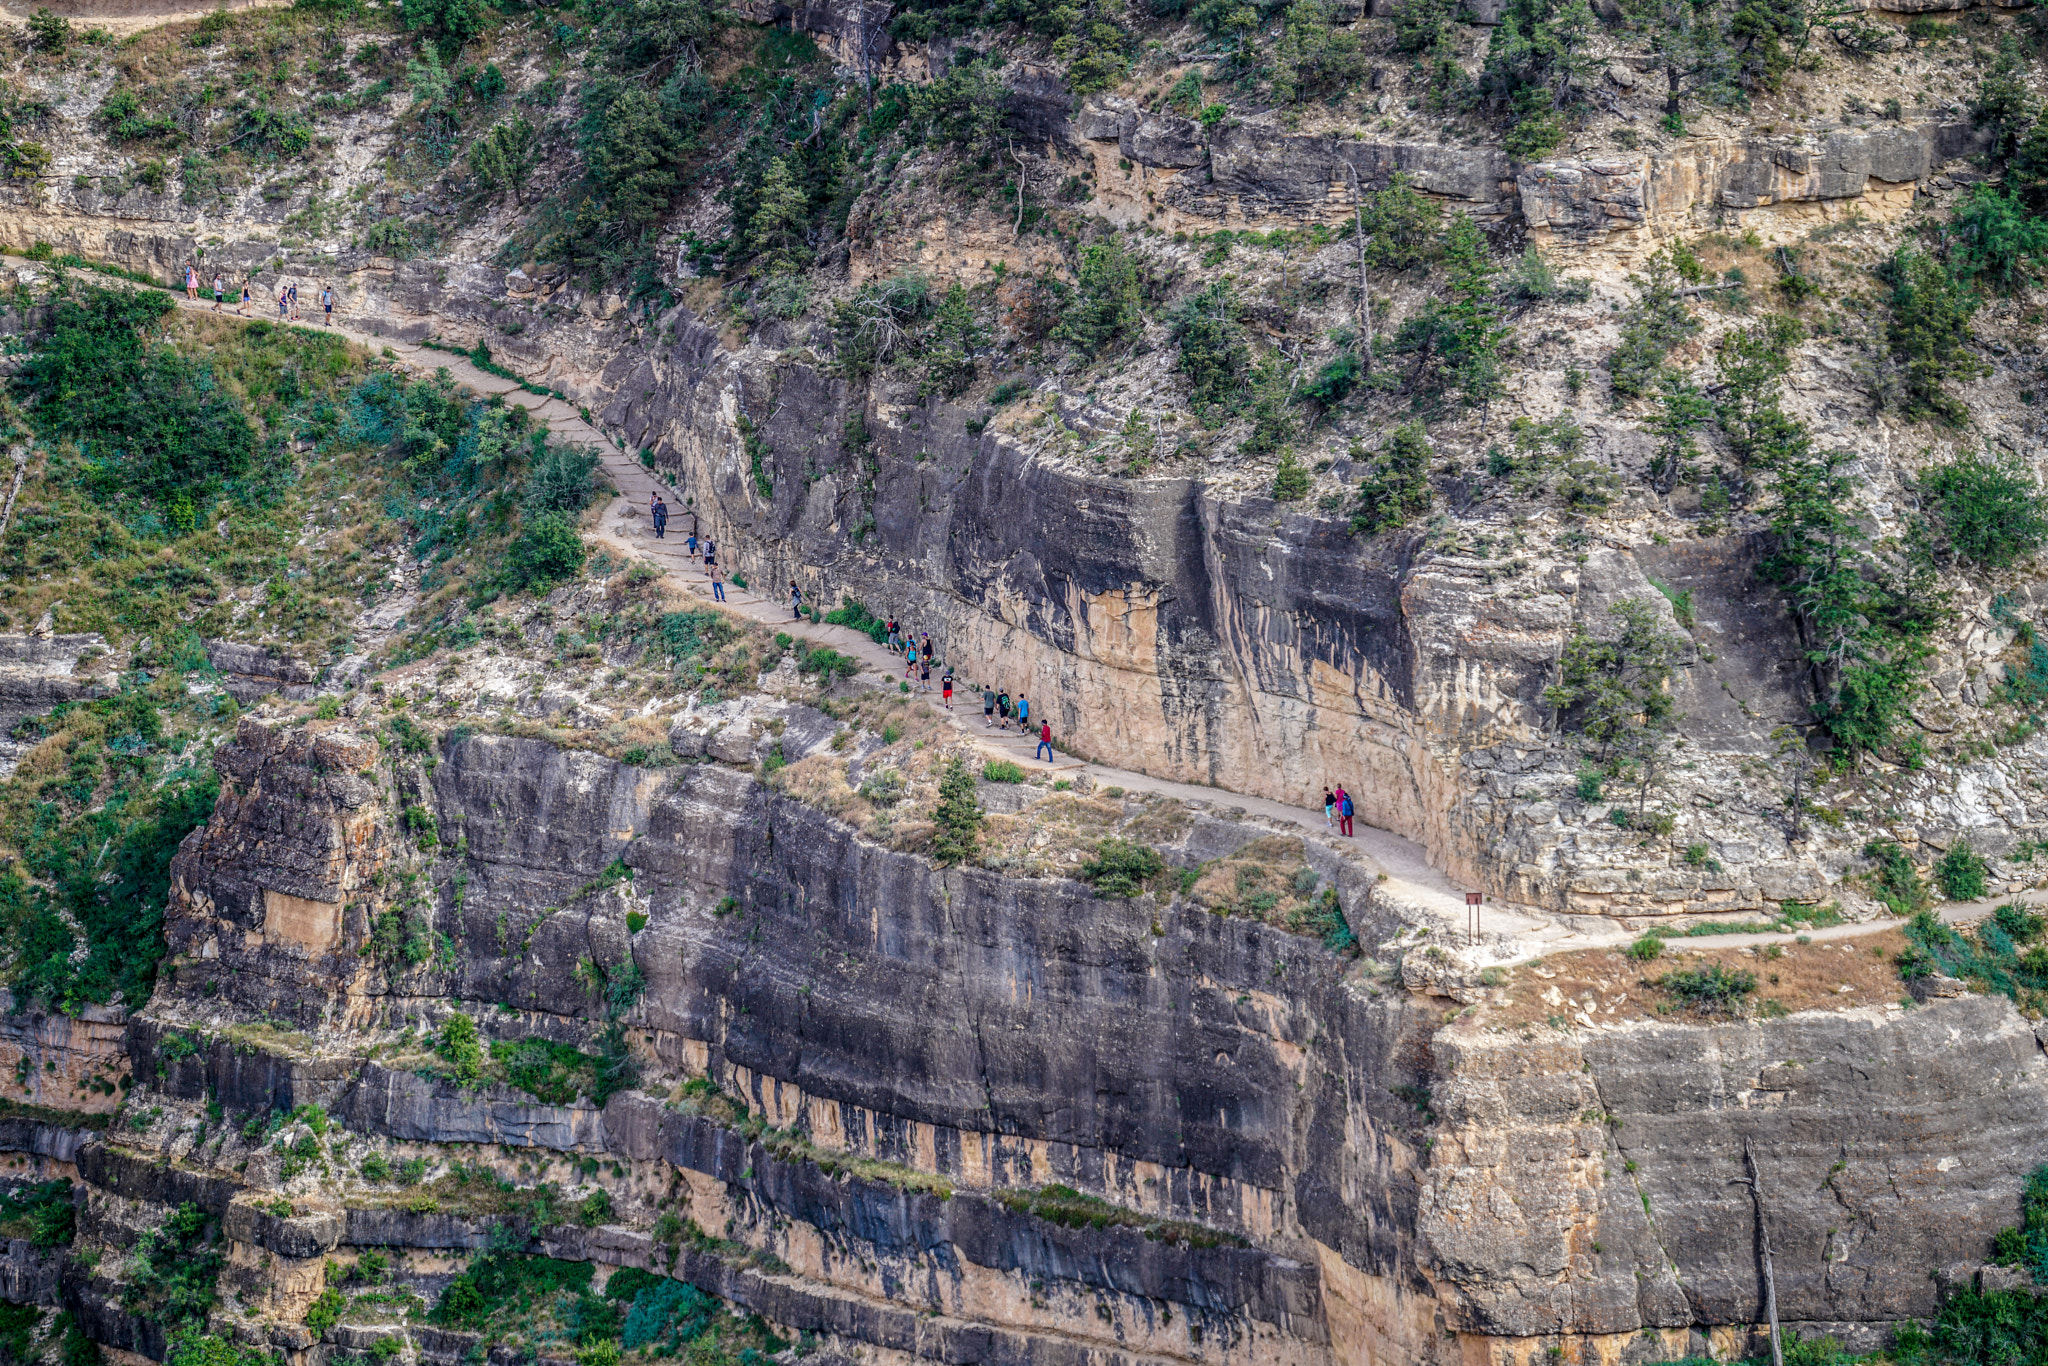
(303, 1288, 344, 1337)
(505, 513, 586, 593)
(122, 1203, 223, 1333)
(1271, 452, 1311, 501)
(1628, 934, 1665, 962)
(0, 1179, 74, 1249)
(1653, 964, 1757, 1013)
(1923, 452, 2048, 568)
(1351, 424, 1433, 534)
(1077, 838, 1165, 898)
(1863, 839, 1930, 915)
(1936, 841, 1989, 901)
(1608, 249, 1701, 402)
(1946, 186, 2048, 294)
(981, 759, 1026, 783)
(437, 1013, 484, 1085)
(16, 286, 255, 513)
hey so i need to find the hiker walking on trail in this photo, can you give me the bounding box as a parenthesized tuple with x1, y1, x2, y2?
(886, 619, 900, 654)
(288, 281, 300, 321)
(710, 564, 726, 602)
(942, 668, 954, 710)
(685, 529, 698, 558)
(903, 641, 918, 682)
(996, 690, 1011, 727)
(789, 581, 803, 620)
(1322, 787, 1335, 828)
(1336, 786, 1354, 837)
(1015, 693, 1029, 734)
(652, 497, 668, 540)
(277, 284, 289, 321)
(1036, 720, 1053, 763)
(238, 281, 251, 316)
(701, 540, 716, 578)
(184, 263, 197, 300)
(919, 658, 931, 693)
(211, 273, 224, 311)
(982, 684, 995, 727)
(321, 284, 334, 325)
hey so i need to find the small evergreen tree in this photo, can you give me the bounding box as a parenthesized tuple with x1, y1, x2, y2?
(1057, 240, 1142, 358)
(1438, 213, 1506, 407)
(931, 758, 984, 867)
(1352, 424, 1434, 534)
(1713, 313, 1802, 467)
(1169, 281, 1250, 410)
(1881, 248, 1986, 427)
(921, 285, 987, 398)
(1544, 598, 1686, 820)
(1270, 0, 1368, 104)
(1608, 247, 1702, 402)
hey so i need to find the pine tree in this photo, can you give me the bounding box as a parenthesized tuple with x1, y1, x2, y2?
(748, 157, 810, 272)
(931, 758, 984, 867)
(920, 285, 987, 398)
(1438, 214, 1505, 408)
(1056, 240, 1142, 358)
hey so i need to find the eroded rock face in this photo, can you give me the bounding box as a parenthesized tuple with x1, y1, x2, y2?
(117, 723, 2048, 1366)
(0, 634, 110, 778)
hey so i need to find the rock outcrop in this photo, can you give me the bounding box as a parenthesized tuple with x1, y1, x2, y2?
(34, 719, 2027, 1366)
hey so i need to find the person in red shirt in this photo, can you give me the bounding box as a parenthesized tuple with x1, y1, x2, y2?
(1036, 720, 1053, 762)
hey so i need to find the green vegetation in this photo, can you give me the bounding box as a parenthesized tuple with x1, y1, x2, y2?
(430, 1253, 785, 1362)
(1936, 842, 1989, 901)
(1923, 453, 2048, 570)
(0, 1179, 73, 1249)
(995, 1184, 1247, 1249)
(821, 596, 890, 644)
(1628, 934, 1665, 962)
(1881, 248, 1987, 427)
(981, 759, 1026, 783)
(1608, 247, 1701, 402)
(1650, 963, 1758, 1013)
(0, 683, 220, 1014)
(931, 757, 984, 867)
(122, 1203, 224, 1334)
(1864, 839, 1931, 915)
(1169, 282, 1250, 412)
(1350, 424, 1434, 535)
(437, 1013, 484, 1085)
(1897, 904, 2048, 1012)
(1076, 838, 1165, 898)
(1544, 599, 1686, 825)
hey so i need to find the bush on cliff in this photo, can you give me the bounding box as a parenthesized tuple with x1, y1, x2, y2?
(1924, 452, 2048, 570)
(122, 1203, 224, 1333)
(1077, 838, 1165, 898)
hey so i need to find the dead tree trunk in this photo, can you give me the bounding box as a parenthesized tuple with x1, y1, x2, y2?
(1734, 1141, 1785, 1366)
(1342, 162, 1373, 378)
(0, 446, 26, 545)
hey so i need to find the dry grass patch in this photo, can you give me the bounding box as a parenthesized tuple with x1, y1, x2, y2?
(1469, 929, 1913, 1033)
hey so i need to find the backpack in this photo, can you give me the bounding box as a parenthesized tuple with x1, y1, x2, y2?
(1342, 795, 1354, 817)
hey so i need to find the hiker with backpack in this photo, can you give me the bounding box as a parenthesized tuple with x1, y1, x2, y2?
(1336, 786, 1354, 837)
(652, 497, 668, 540)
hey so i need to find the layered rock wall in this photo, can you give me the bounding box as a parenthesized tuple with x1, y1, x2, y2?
(74, 722, 2048, 1366)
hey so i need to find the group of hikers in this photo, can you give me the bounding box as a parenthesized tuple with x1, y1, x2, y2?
(184, 262, 336, 325)
(1323, 785, 1358, 837)
(648, 493, 726, 601)
(875, 619, 1056, 763)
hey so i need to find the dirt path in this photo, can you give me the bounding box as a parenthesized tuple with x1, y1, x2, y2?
(32, 259, 2016, 963)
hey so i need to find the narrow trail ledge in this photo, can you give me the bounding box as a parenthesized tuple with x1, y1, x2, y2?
(24, 258, 2006, 964)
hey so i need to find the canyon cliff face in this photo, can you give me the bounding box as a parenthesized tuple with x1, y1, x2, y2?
(0, 716, 2016, 1366)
